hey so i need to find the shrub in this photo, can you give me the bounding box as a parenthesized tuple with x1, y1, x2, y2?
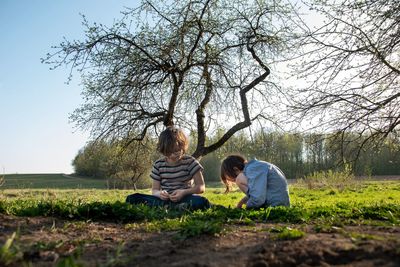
(297, 165, 359, 191)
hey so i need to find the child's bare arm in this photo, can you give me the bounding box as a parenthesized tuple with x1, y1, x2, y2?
(191, 170, 206, 194)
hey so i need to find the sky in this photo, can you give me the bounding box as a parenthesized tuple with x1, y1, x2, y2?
(0, 1, 140, 174)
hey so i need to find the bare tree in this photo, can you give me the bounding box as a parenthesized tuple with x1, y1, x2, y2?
(288, 0, 400, 157)
(42, 0, 300, 159)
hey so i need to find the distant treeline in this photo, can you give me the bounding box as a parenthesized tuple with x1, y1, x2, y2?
(72, 130, 400, 188)
(200, 130, 400, 181)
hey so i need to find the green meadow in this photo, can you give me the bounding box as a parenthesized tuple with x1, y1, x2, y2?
(0, 175, 399, 266)
(0, 174, 399, 237)
(0, 174, 108, 189)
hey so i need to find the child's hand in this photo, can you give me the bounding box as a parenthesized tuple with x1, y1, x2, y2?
(236, 196, 248, 209)
(236, 201, 245, 209)
(169, 189, 185, 202)
(159, 190, 170, 201)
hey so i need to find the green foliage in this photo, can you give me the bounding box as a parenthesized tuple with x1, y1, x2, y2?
(177, 219, 225, 239)
(103, 241, 127, 267)
(6, 131, 396, 191)
(72, 139, 155, 189)
(72, 141, 110, 178)
(56, 255, 84, 267)
(200, 153, 221, 182)
(201, 129, 400, 181)
(33, 240, 64, 251)
(297, 165, 358, 190)
(0, 181, 399, 245)
(270, 226, 305, 240)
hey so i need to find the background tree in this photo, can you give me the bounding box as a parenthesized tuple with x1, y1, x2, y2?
(43, 0, 301, 159)
(199, 128, 400, 181)
(72, 128, 400, 183)
(288, 0, 400, 159)
(72, 141, 111, 178)
(72, 138, 155, 189)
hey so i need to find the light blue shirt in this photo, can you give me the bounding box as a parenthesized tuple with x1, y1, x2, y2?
(244, 159, 290, 208)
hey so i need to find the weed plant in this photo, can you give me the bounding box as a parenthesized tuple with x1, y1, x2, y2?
(0, 232, 22, 266)
(296, 166, 359, 191)
(270, 226, 305, 240)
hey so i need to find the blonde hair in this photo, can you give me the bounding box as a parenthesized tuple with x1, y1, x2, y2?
(157, 126, 189, 155)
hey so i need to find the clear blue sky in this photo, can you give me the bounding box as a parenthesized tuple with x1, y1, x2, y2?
(0, 1, 140, 174)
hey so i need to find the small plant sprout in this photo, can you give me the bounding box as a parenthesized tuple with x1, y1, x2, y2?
(0, 232, 22, 266)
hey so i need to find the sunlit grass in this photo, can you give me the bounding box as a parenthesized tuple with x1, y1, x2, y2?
(290, 181, 400, 209)
(1, 179, 399, 267)
(0, 180, 399, 232)
(1, 180, 399, 210)
(270, 226, 306, 240)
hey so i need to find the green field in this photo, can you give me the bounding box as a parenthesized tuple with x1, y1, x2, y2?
(1, 175, 399, 227)
(0, 174, 399, 228)
(1, 175, 399, 266)
(0, 173, 108, 189)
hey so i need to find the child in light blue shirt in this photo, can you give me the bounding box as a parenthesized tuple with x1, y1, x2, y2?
(220, 155, 290, 209)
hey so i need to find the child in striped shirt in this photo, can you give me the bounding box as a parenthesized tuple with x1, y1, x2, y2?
(126, 126, 211, 210)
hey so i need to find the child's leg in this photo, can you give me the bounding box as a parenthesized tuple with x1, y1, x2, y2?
(125, 193, 167, 207)
(177, 195, 211, 210)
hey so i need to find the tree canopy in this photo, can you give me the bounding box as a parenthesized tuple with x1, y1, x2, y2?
(43, 0, 301, 158)
(288, 0, 400, 151)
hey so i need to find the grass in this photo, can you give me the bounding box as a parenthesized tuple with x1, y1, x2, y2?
(1, 181, 399, 225)
(0, 174, 108, 189)
(0, 177, 399, 266)
(0, 174, 399, 240)
(0, 232, 22, 266)
(297, 166, 357, 191)
(270, 226, 306, 240)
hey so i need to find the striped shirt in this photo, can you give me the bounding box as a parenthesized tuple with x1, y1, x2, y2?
(150, 155, 203, 193)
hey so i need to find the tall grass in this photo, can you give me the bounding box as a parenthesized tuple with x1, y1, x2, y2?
(0, 232, 22, 266)
(296, 165, 359, 191)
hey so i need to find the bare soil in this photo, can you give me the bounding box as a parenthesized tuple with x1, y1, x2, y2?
(1, 214, 399, 267)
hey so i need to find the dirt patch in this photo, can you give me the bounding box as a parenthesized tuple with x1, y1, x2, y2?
(1, 214, 399, 267)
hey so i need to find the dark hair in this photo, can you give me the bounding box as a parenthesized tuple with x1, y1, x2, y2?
(220, 154, 247, 193)
(157, 126, 189, 155)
